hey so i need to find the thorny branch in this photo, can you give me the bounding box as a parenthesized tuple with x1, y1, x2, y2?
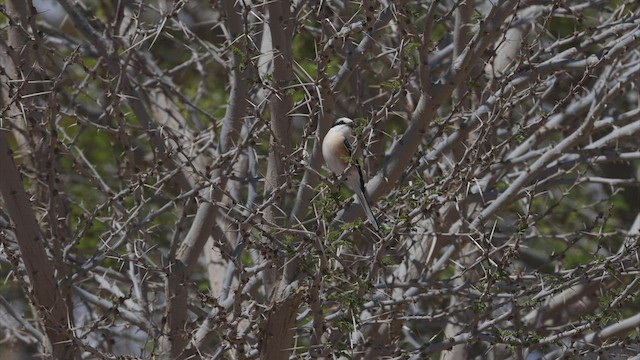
(0, 1, 639, 359)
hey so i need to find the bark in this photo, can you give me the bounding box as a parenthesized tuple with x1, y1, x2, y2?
(0, 135, 76, 359)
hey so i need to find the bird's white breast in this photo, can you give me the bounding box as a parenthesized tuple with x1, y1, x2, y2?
(322, 129, 349, 174)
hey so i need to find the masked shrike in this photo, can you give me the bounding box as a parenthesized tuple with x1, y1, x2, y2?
(322, 117, 379, 231)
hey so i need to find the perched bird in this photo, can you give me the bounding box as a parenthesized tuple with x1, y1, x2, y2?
(322, 117, 379, 231)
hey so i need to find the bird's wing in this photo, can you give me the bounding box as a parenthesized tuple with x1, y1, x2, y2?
(343, 136, 379, 230)
(342, 137, 354, 156)
(343, 138, 366, 191)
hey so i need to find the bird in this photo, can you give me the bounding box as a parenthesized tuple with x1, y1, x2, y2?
(322, 117, 380, 231)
